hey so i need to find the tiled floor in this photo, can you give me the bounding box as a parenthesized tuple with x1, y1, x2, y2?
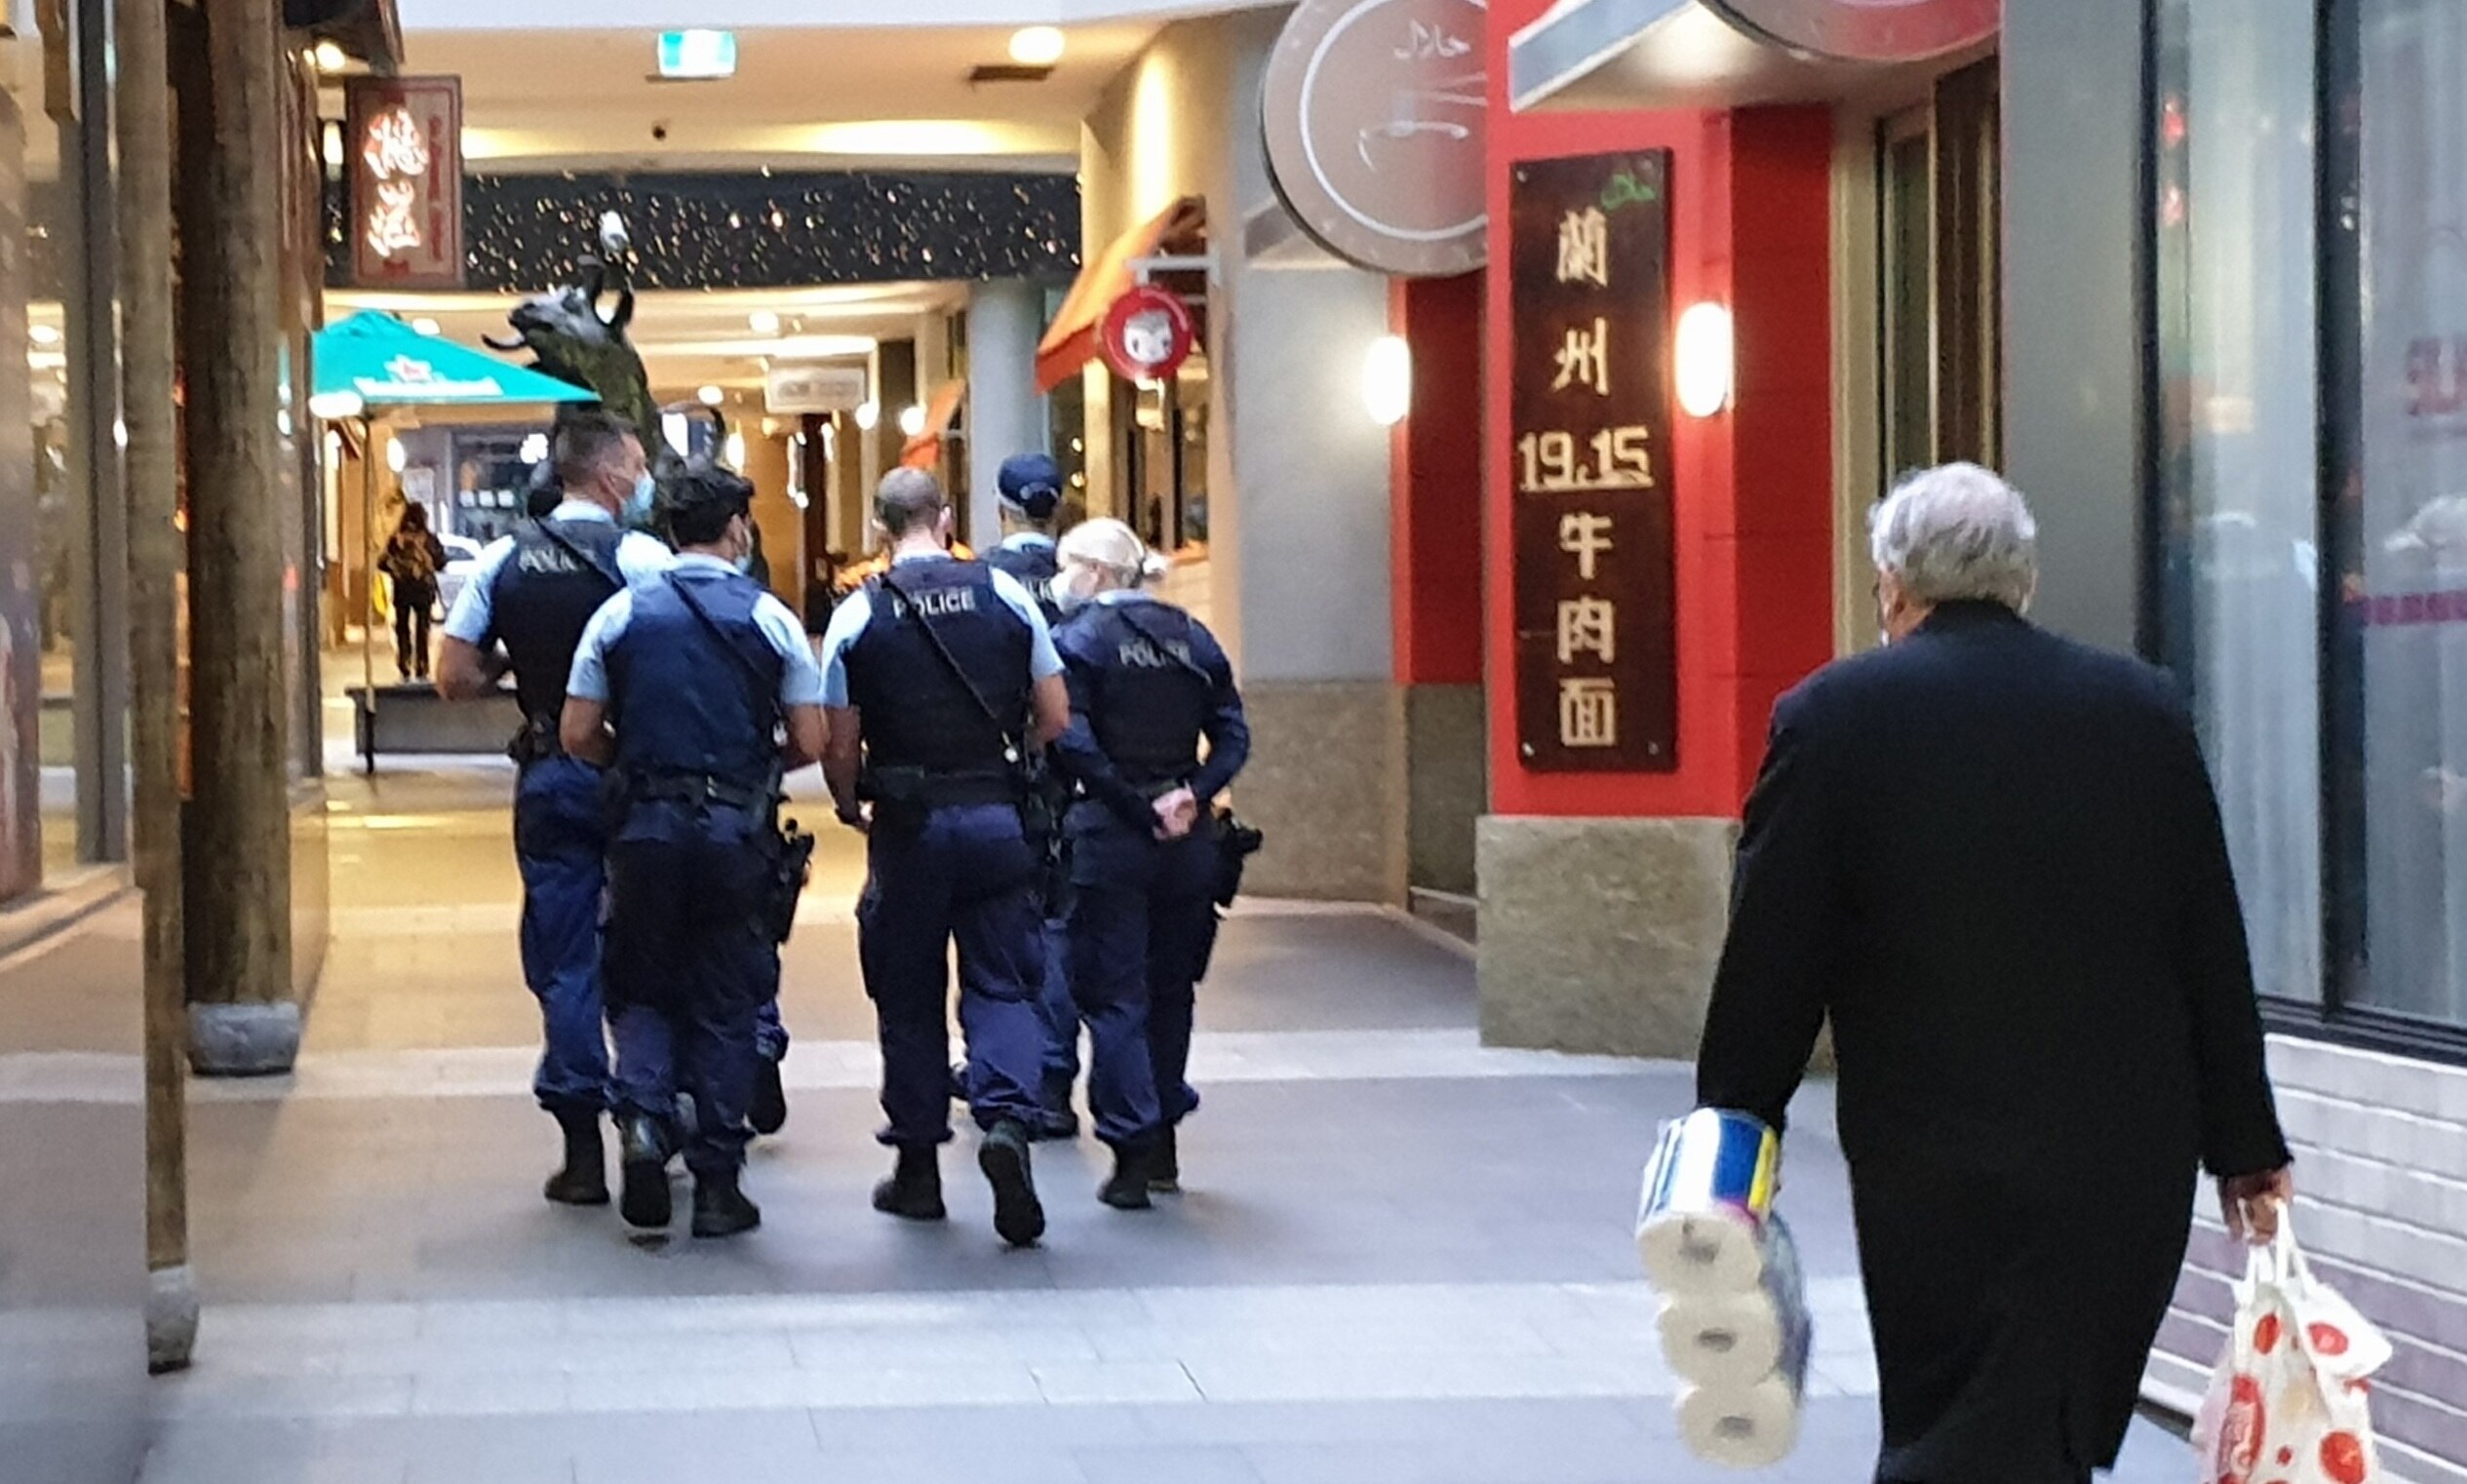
(4, 758, 2199, 1483)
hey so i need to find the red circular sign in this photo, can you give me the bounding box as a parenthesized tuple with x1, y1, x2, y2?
(1100, 286, 1197, 384)
(1706, 0, 1997, 63)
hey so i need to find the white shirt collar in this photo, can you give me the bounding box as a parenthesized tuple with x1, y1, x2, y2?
(550, 500, 617, 526)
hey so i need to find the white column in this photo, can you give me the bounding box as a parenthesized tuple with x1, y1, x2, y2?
(965, 281, 1048, 541)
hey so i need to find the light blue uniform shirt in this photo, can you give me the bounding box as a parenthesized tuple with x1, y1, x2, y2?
(440, 500, 676, 646)
(567, 554, 829, 709)
(816, 551, 1064, 709)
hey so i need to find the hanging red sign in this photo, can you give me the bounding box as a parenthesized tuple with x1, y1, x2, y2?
(1099, 286, 1197, 383)
(345, 74, 465, 290)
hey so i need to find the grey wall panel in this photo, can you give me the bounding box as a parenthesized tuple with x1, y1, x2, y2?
(2001, 0, 2149, 655)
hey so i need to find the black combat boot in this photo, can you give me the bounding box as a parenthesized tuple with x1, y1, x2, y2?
(750, 1055, 789, 1137)
(543, 1111, 609, 1207)
(978, 1119, 1046, 1248)
(871, 1145, 947, 1222)
(690, 1172, 762, 1239)
(1097, 1139, 1156, 1211)
(617, 1113, 673, 1230)
(1150, 1125, 1181, 1193)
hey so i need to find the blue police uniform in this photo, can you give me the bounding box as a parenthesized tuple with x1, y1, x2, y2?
(1050, 592, 1249, 1173)
(817, 556, 1064, 1152)
(442, 503, 671, 1125)
(568, 556, 826, 1197)
(983, 530, 1079, 1134)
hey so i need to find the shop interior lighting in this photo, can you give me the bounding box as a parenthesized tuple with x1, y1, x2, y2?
(308, 389, 365, 420)
(386, 438, 408, 473)
(28, 324, 59, 346)
(1363, 334, 1412, 427)
(520, 432, 550, 464)
(724, 430, 747, 469)
(311, 41, 349, 74)
(749, 310, 781, 335)
(854, 401, 881, 432)
(1008, 26, 1067, 67)
(897, 405, 926, 439)
(697, 384, 725, 408)
(657, 30, 738, 81)
(1674, 301, 1735, 418)
(411, 318, 441, 337)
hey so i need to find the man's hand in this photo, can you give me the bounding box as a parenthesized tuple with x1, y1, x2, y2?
(1152, 787, 1200, 841)
(836, 802, 871, 836)
(2219, 1166, 2295, 1245)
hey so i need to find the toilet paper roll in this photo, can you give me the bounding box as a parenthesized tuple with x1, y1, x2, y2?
(1635, 1110, 1781, 1297)
(1660, 1291, 1789, 1387)
(1677, 1376, 1804, 1469)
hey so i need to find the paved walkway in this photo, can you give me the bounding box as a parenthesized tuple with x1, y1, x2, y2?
(2, 757, 2197, 1483)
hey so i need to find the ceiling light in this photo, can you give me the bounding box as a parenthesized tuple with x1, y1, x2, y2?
(657, 29, 737, 81)
(749, 310, 781, 335)
(311, 41, 348, 74)
(1009, 26, 1066, 67)
(28, 324, 59, 346)
(308, 390, 365, 420)
(724, 431, 747, 468)
(897, 405, 926, 439)
(411, 318, 441, 337)
(520, 432, 549, 464)
(698, 385, 725, 408)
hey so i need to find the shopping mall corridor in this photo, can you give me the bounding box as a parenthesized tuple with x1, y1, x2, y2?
(4, 754, 2197, 1483)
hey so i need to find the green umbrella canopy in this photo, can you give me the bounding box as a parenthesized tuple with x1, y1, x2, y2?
(312, 311, 596, 410)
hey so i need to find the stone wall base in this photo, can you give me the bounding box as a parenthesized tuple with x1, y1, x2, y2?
(1405, 683, 1484, 895)
(146, 1264, 198, 1375)
(1476, 815, 1738, 1059)
(1235, 680, 1407, 903)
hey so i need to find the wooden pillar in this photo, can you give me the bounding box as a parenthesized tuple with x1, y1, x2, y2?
(121, 0, 194, 1371)
(179, 0, 295, 1074)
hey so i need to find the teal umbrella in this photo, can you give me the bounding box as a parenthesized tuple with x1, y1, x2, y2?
(311, 310, 595, 411)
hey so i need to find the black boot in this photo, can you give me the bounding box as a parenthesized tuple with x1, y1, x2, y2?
(691, 1171, 762, 1238)
(750, 1055, 788, 1137)
(1098, 1139, 1155, 1211)
(1150, 1126, 1181, 1193)
(617, 1113, 672, 1230)
(978, 1119, 1046, 1248)
(543, 1112, 609, 1206)
(871, 1145, 946, 1222)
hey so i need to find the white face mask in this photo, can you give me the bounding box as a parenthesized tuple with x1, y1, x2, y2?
(1056, 564, 1104, 613)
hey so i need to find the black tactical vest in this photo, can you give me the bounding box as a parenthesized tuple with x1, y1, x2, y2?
(983, 539, 1064, 625)
(604, 567, 783, 793)
(491, 518, 627, 722)
(1077, 602, 1212, 789)
(845, 561, 1033, 775)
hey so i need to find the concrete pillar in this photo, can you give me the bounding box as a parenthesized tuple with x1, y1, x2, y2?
(178, 0, 296, 1075)
(966, 282, 1047, 540)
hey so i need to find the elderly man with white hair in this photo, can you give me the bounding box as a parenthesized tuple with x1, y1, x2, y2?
(1695, 463, 2294, 1484)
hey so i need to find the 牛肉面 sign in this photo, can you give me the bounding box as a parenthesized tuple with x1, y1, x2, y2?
(1509, 150, 1677, 774)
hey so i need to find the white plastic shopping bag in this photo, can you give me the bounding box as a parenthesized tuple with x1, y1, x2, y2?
(2194, 1216, 2390, 1484)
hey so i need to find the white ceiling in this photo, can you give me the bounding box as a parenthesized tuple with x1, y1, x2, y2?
(396, 1, 1278, 30)
(374, 22, 1166, 173)
(327, 283, 968, 398)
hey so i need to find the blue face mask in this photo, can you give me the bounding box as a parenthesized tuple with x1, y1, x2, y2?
(623, 470, 657, 528)
(734, 550, 756, 576)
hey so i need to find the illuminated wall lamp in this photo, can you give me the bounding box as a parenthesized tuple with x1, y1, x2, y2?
(853, 401, 881, 432)
(1674, 301, 1735, 418)
(897, 405, 925, 439)
(1363, 334, 1412, 428)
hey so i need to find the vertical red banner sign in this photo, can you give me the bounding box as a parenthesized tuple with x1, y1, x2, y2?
(345, 74, 463, 290)
(1509, 149, 1677, 772)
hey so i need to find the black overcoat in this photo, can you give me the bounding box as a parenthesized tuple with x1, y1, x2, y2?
(1697, 601, 2291, 1484)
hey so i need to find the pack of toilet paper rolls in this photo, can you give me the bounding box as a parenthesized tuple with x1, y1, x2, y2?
(1636, 1109, 1813, 1469)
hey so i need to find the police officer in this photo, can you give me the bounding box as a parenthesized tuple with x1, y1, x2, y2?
(981, 453, 1078, 1142)
(560, 463, 827, 1238)
(437, 409, 672, 1205)
(817, 469, 1070, 1248)
(1048, 519, 1249, 1206)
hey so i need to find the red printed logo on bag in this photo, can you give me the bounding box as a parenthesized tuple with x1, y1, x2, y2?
(2218, 1374, 2267, 1481)
(2254, 1313, 2283, 1354)
(2321, 1430, 2369, 1484)
(2309, 1323, 2351, 1357)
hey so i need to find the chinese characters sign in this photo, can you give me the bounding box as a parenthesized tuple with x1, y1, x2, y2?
(345, 75, 463, 290)
(1510, 151, 1676, 773)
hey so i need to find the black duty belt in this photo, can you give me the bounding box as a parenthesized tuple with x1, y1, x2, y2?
(862, 765, 1024, 810)
(628, 772, 772, 812)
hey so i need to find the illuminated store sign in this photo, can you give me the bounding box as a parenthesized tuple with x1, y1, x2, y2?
(345, 75, 463, 290)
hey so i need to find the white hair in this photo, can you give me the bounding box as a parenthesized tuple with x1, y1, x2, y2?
(1868, 462, 2040, 611)
(1058, 518, 1170, 588)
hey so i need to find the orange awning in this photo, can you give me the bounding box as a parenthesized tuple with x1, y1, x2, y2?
(898, 379, 968, 470)
(1035, 196, 1207, 394)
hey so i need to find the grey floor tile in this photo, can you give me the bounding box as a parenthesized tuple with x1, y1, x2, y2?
(1075, 1443, 1266, 1484)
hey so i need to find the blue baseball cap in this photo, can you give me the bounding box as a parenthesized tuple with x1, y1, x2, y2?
(997, 452, 1064, 521)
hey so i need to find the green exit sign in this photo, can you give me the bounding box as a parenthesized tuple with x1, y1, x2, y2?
(657, 30, 737, 80)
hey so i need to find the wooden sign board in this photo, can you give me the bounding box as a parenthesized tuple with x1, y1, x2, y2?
(346, 75, 463, 290)
(1509, 150, 1677, 773)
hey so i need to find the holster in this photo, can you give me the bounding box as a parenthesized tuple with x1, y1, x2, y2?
(766, 821, 817, 944)
(1211, 808, 1265, 911)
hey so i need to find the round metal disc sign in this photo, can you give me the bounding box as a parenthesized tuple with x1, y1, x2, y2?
(1100, 286, 1197, 384)
(1704, 0, 1997, 63)
(1263, 0, 1488, 279)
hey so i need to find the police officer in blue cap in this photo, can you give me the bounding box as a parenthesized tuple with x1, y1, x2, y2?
(438, 409, 672, 1205)
(982, 452, 1079, 1141)
(818, 468, 1071, 1248)
(561, 462, 828, 1238)
(1048, 519, 1249, 1205)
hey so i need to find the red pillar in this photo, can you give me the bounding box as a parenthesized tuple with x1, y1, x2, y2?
(1392, 272, 1486, 689)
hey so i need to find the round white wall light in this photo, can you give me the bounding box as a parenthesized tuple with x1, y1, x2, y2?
(897, 404, 926, 439)
(853, 402, 881, 432)
(1674, 301, 1735, 419)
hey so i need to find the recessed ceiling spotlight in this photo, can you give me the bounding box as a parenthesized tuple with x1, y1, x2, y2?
(1008, 26, 1066, 67)
(749, 310, 781, 335)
